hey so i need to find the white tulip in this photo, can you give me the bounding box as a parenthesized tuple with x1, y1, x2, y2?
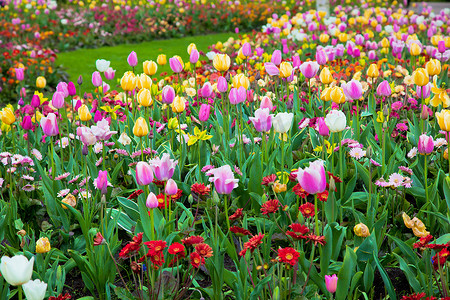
(272, 112, 294, 133)
(0, 255, 34, 286)
(23, 279, 47, 300)
(96, 59, 111, 73)
(118, 132, 132, 146)
(325, 110, 346, 133)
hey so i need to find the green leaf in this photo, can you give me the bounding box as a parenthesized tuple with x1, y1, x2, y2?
(373, 253, 397, 300)
(392, 253, 422, 293)
(336, 246, 357, 300)
(249, 276, 272, 300)
(248, 150, 263, 196)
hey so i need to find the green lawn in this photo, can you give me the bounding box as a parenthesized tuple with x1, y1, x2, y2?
(56, 32, 240, 96)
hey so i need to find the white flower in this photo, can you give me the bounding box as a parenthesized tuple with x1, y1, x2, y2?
(60, 19, 68, 25)
(272, 112, 294, 133)
(96, 59, 111, 73)
(206, 51, 217, 60)
(0, 255, 34, 286)
(118, 132, 131, 146)
(23, 279, 47, 300)
(325, 110, 346, 133)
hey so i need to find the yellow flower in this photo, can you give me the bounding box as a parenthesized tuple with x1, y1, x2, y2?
(232, 73, 250, 89)
(36, 76, 46, 89)
(402, 212, 429, 238)
(330, 86, 345, 104)
(279, 62, 293, 78)
(412, 68, 429, 86)
(425, 59, 441, 76)
(100, 105, 122, 120)
(143, 60, 157, 76)
(430, 76, 450, 107)
(320, 87, 332, 102)
(409, 43, 421, 56)
(62, 193, 77, 209)
(168, 117, 179, 130)
(78, 104, 92, 122)
(172, 96, 186, 113)
(157, 54, 167, 65)
(187, 126, 212, 146)
(120, 71, 137, 91)
(36, 237, 51, 253)
(436, 109, 450, 131)
(313, 139, 335, 155)
(319, 67, 333, 84)
(137, 73, 152, 90)
(133, 117, 149, 137)
(319, 33, 329, 43)
(0, 107, 16, 125)
(353, 223, 370, 237)
(32, 111, 43, 123)
(273, 181, 287, 193)
(213, 54, 231, 72)
(381, 37, 390, 48)
(367, 63, 379, 78)
(187, 43, 197, 55)
(137, 88, 153, 107)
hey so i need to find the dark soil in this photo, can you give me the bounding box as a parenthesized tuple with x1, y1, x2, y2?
(373, 267, 411, 299)
(64, 269, 93, 298)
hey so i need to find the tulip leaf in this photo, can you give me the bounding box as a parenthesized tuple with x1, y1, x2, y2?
(248, 149, 263, 197)
(392, 253, 422, 293)
(443, 176, 450, 211)
(336, 246, 357, 300)
(372, 253, 397, 300)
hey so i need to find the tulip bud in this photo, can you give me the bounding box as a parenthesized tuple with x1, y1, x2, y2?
(232, 73, 250, 90)
(146, 192, 159, 209)
(316, 49, 328, 65)
(213, 54, 231, 72)
(21, 115, 33, 130)
(317, 117, 329, 136)
(77, 75, 83, 85)
(330, 86, 345, 104)
(325, 274, 338, 294)
(376, 80, 392, 97)
(15, 68, 24, 81)
(91, 71, 102, 87)
(438, 40, 446, 53)
(133, 117, 149, 137)
(23, 279, 47, 300)
(354, 223, 370, 237)
(137, 88, 153, 107)
(319, 67, 333, 84)
(165, 179, 178, 195)
(36, 237, 51, 253)
(36, 76, 46, 89)
(418, 134, 434, 155)
(162, 85, 175, 104)
(136, 162, 154, 185)
(260, 96, 273, 110)
(271, 49, 282, 65)
(410, 43, 421, 56)
(412, 68, 429, 86)
(279, 62, 293, 78)
(40, 113, 59, 136)
(217, 76, 228, 93)
(127, 51, 138, 67)
(120, 71, 137, 91)
(201, 82, 213, 98)
(366, 145, 373, 158)
(425, 59, 441, 76)
(420, 104, 430, 120)
(172, 96, 186, 113)
(367, 63, 379, 78)
(78, 104, 92, 122)
(67, 81, 76, 96)
(242, 42, 252, 57)
(51, 91, 65, 109)
(104, 67, 116, 80)
(416, 83, 431, 99)
(137, 73, 152, 90)
(190, 49, 199, 64)
(143, 60, 157, 77)
(157, 54, 167, 65)
(1, 107, 16, 125)
(31, 94, 41, 108)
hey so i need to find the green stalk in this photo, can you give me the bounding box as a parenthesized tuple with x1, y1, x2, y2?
(424, 155, 428, 202)
(223, 194, 231, 232)
(356, 100, 360, 140)
(280, 138, 285, 181)
(50, 139, 56, 179)
(18, 286, 22, 300)
(314, 194, 319, 235)
(338, 131, 344, 224)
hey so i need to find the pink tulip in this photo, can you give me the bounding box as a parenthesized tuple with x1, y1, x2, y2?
(92, 71, 102, 87)
(40, 113, 59, 136)
(198, 104, 211, 122)
(201, 82, 213, 98)
(299, 61, 320, 79)
(416, 83, 431, 99)
(217, 76, 228, 93)
(67, 82, 77, 96)
(249, 108, 273, 132)
(296, 160, 326, 194)
(51, 91, 65, 109)
(376, 80, 392, 97)
(418, 134, 434, 155)
(165, 179, 178, 195)
(242, 42, 252, 57)
(146, 192, 159, 208)
(206, 165, 239, 194)
(169, 57, 183, 73)
(31, 94, 40, 108)
(76, 126, 97, 146)
(162, 85, 175, 104)
(190, 49, 199, 64)
(292, 55, 301, 68)
(368, 50, 377, 60)
(316, 49, 328, 65)
(342, 80, 363, 100)
(317, 117, 329, 136)
(271, 50, 282, 65)
(325, 274, 338, 293)
(229, 87, 246, 105)
(21, 115, 33, 130)
(104, 68, 116, 80)
(264, 62, 280, 76)
(94, 170, 110, 194)
(438, 40, 446, 53)
(127, 51, 138, 67)
(260, 96, 273, 110)
(149, 153, 177, 181)
(136, 162, 154, 186)
(56, 82, 69, 97)
(15, 68, 24, 81)
(91, 118, 117, 141)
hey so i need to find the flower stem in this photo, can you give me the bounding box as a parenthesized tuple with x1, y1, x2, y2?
(224, 194, 231, 232)
(18, 286, 22, 300)
(314, 194, 319, 235)
(424, 155, 429, 202)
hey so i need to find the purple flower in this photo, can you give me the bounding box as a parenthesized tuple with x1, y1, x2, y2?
(94, 170, 110, 194)
(90, 118, 117, 141)
(207, 165, 239, 194)
(249, 108, 273, 132)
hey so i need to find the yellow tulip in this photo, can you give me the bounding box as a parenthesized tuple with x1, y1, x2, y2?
(133, 117, 149, 137)
(430, 35, 443, 46)
(279, 62, 293, 78)
(319, 33, 329, 43)
(367, 63, 379, 78)
(320, 87, 332, 101)
(412, 68, 429, 86)
(338, 33, 348, 42)
(120, 71, 137, 91)
(0, 107, 16, 125)
(61, 193, 77, 209)
(213, 54, 231, 72)
(143, 60, 157, 76)
(36, 237, 51, 253)
(157, 54, 167, 65)
(78, 104, 92, 122)
(319, 67, 333, 84)
(32, 111, 43, 123)
(330, 86, 345, 104)
(36, 76, 46, 89)
(445, 37, 450, 48)
(232, 73, 250, 89)
(137, 88, 153, 107)
(172, 96, 186, 113)
(137, 73, 152, 90)
(425, 59, 441, 76)
(187, 43, 197, 55)
(402, 212, 429, 238)
(410, 43, 421, 56)
(436, 109, 450, 131)
(381, 37, 390, 48)
(353, 223, 370, 237)
(237, 48, 246, 60)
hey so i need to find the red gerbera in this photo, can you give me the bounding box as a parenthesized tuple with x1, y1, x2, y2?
(317, 190, 329, 202)
(286, 223, 309, 240)
(327, 171, 342, 183)
(278, 247, 300, 266)
(239, 233, 264, 256)
(432, 248, 449, 270)
(190, 251, 205, 268)
(288, 170, 298, 182)
(49, 293, 72, 300)
(426, 242, 450, 250)
(306, 234, 326, 246)
(152, 179, 165, 186)
(299, 202, 315, 218)
(261, 199, 280, 215)
(293, 184, 309, 198)
(150, 252, 165, 267)
(144, 240, 167, 256)
(191, 183, 210, 195)
(195, 243, 213, 258)
(262, 174, 277, 186)
(230, 226, 252, 236)
(182, 235, 204, 246)
(171, 189, 183, 201)
(157, 193, 170, 209)
(401, 293, 426, 300)
(229, 208, 244, 221)
(119, 232, 143, 259)
(127, 189, 144, 200)
(413, 235, 433, 249)
(168, 242, 185, 256)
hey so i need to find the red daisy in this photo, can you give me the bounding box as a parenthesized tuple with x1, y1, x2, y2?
(144, 240, 167, 256)
(182, 235, 204, 246)
(401, 293, 426, 300)
(127, 189, 144, 200)
(260, 199, 280, 215)
(191, 183, 210, 195)
(317, 190, 329, 202)
(230, 226, 252, 237)
(286, 223, 309, 240)
(239, 233, 264, 256)
(413, 235, 433, 249)
(432, 248, 449, 270)
(195, 243, 213, 258)
(190, 251, 204, 268)
(327, 171, 342, 183)
(299, 202, 315, 218)
(261, 174, 277, 186)
(278, 247, 300, 266)
(306, 234, 326, 246)
(171, 188, 183, 200)
(150, 252, 165, 267)
(119, 232, 143, 259)
(157, 193, 170, 209)
(293, 183, 309, 198)
(229, 208, 244, 221)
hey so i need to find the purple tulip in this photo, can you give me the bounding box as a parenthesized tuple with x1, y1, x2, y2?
(18, 98, 24, 106)
(271, 50, 282, 65)
(206, 165, 239, 195)
(21, 115, 33, 130)
(94, 170, 109, 194)
(297, 160, 326, 194)
(67, 82, 77, 96)
(146, 193, 159, 208)
(51, 91, 65, 109)
(199, 104, 211, 122)
(342, 80, 363, 100)
(149, 153, 177, 181)
(249, 108, 273, 132)
(40, 113, 59, 136)
(299, 61, 320, 79)
(438, 40, 446, 53)
(165, 179, 178, 195)
(136, 162, 154, 186)
(325, 274, 338, 293)
(15, 68, 24, 81)
(217, 76, 228, 93)
(376, 80, 392, 97)
(264, 62, 280, 76)
(92, 71, 102, 87)
(317, 117, 329, 136)
(31, 94, 40, 108)
(256, 47, 264, 57)
(418, 134, 434, 155)
(127, 51, 138, 67)
(416, 83, 431, 99)
(162, 85, 175, 104)
(169, 57, 183, 73)
(190, 49, 199, 64)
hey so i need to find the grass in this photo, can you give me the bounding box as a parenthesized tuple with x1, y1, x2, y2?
(56, 32, 240, 96)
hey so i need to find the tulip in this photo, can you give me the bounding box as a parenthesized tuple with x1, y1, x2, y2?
(271, 49, 282, 65)
(51, 91, 65, 109)
(146, 192, 159, 209)
(319, 67, 333, 84)
(21, 115, 33, 130)
(325, 274, 338, 293)
(300, 61, 320, 79)
(15, 68, 24, 81)
(169, 56, 183, 73)
(319, 33, 329, 43)
(250, 108, 273, 132)
(198, 104, 211, 122)
(104, 67, 116, 80)
(67, 82, 76, 96)
(149, 153, 178, 181)
(438, 40, 446, 53)
(0, 255, 34, 286)
(137, 88, 153, 107)
(325, 110, 346, 132)
(135, 162, 154, 186)
(353, 223, 370, 237)
(23, 279, 47, 300)
(165, 179, 178, 195)
(127, 51, 138, 67)
(296, 160, 326, 194)
(190, 49, 199, 64)
(133, 117, 149, 137)
(207, 165, 238, 194)
(172, 96, 186, 113)
(272, 112, 294, 133)
(77, 127, 97, 146)
(162, 85, 175, 104)
(342, 80, 362, 100)
(94, 110, 103, 123)
(187, 43, 197, 54)
(264, 62, 280, 76)
(418, 134, 434, 155)
(381, 37, 390, 48)
(232, 73, 250, 90)
(78, 104, 92, 122)
(36, 76, 46, 88)
(260, 96, 273, 110)
(120, 71, 137, 91)
(367, 63, 379, 78)
(213, 54, 231, 72)
(412, 68, 429, 86)
(410, 43, 421, 56)
(77, 75, 83, 85)
(157, 54, 167, 65)
(137, 73, 152, 90)
(320, 87, 332, 102)
(376, 80, 392, 97)
(217, 76, 228, 93)
(317, 117, 329, 136)
(36, 237, 51, 253)
(1, 107, 16, 125)
(292, 55, 301, 68)
(56, 82, 69, 97)
(330, 87, 345, 104)
(40, 113, 59, 136)
(279, 62, 293, 78)
(94, 170, 109, 194)
(426, 59, 441, 76)
(229, 87, 247, 105)
(242, 42, 252, 57)
(436, 109, 450, 131)
(96, 59, 110, 72)
(31, 94, 41, 108)
(316, 49, 328, 65)
(118, 132, 131, 146)
(201, 82, 213, 98)
(92, 71, 102, 87)
(143, 60, 157, 76)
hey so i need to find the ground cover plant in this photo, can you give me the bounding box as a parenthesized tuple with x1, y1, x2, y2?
(0, 0, 450, 299)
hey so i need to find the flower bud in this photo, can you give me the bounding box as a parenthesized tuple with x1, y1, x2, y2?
(146, 192, 159, 209)
(353, 223, 370, 237)
(165, 179, 178, 195)
(133, 117, 149, 137)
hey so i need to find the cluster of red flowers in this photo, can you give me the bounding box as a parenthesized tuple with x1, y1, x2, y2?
(229, 208, 244, 221)
(412, 235, 450, 270)
(239, 233, 264, 256)
(119, 232, 143, 259)
(401, 292, 450, 300)
(191, 183, 210, 195)
(432, 248, 450, 270)
(180, 235, 212, 268)
(49, 294, 71, 300)
(277, 247, 300, 266)
(261, 174, 277, 186)
(260, 199, 280, 215)
(293, 184, 309, 198)
(142, 240, 167, 267)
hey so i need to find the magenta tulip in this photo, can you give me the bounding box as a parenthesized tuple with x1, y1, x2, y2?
(190, 49, 199, 64)
(165, 179, 178, 195)
(94, 170, 109, 194)
(376, 80, 392, 97)
(418, 134, 434, 155)
(149, 153, 177, 181)
(15, 68, 24, 81)
(31, 94, 40, 108)
(316, 49, 328, 65)
(169, 57, 183, 73)
(136, 162, 154, 186)
(296, 160, 326, 194)
(104, 68, 116, 80)
(217, 76, 228, 93)
(317, 117, 329, 136)
(299, 61, 320, 79)
(162, 85, 175, 104)
(127, 51, 138, 67)
(21, 115, 33, 130)
(271, 50, 282, 65)
(249, 108, 273, 132)
(67, 82, 77, 96)
(92, 71, 102, 87)
(342, 80, 363, 100)
(198, 104, 211, 122)
(40, 113, 59, 136)
(325, 274, 338, 293)
(229, 87, 246, 105)
(292, 55, 301, 68)
(51, 91, 65, 109)
(206, 165, 239, 194)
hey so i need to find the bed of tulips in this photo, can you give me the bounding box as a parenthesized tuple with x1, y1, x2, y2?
(1, 1, 450, 300)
